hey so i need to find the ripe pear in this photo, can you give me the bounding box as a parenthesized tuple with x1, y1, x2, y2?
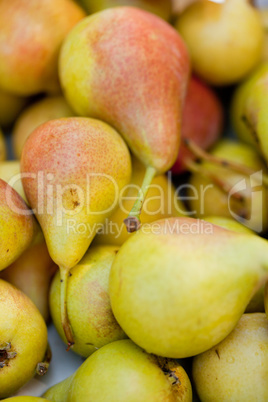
(204, 216, 265, 313)
(1, 236, 57, 322)
(95, 157, 186, 246)
(171, 76, 223, 174)
(50, 245, 127, 357)
(0, 129, 7, 162)
(188, 139, 268, 233)
(60, 6, 190, 227)
(78, 0, 172, 20)
(43, 339, 192, 401)
(21, 117, 131, 347)
(3, 398, 50, 401)
(193, 313, 268, 401)
(0, 160, 26, 202)
(0, 90, 27, 128)
(0, 0, 85, 96)
(0, 279, 48, 398)
(231, 61, 268, 146)
(259, 9, 268, 62)
(0, 179, 37, 271)
(176, 0, 263, 86)
(109, 217, 268, 358)
(12, 96, 75, 159)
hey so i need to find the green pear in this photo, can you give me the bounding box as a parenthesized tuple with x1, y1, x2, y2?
(109, 217, 268, 358)
(12, 96, 75, 159)
(188, 139, 268, 233)
(3, 398, 50, 401)
(78, 0, 172, 21)
(60, 7, 190, 228)
(43, 339, 192, 401)
(21, 117, 131, 347)
(50, 245, 127, 357)
(0, 179, 37, 272)
(193, 313, 268, 401)
(0, 160, 26, 202)
(176, 0, 264, 86)
(1, 235, 57, 322)
(0, 279, 48, 398)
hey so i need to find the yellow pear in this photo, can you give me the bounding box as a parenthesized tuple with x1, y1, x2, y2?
(193, 313, 268, 401)
(0, 160, 26, 202)
(3, 398, 50, 401)
(0, 279, 48, 398)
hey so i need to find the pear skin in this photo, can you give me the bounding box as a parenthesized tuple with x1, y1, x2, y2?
(0, 279, 48, 398)
(193, 313, 268, 401)
(21, 117, 131, 346)
(0, 238, 57, 322)
(43, 339, 192, 402)
(50, 245, 127, 357)
(109, 217, 268, 358)
(3, 398, 50, 401)
(176, 0, 263, 85)
(0, 160, 27, 202)
(0, 179, 37, 271)
(12, 96, 75, 159)
(95, 158, 186, 246)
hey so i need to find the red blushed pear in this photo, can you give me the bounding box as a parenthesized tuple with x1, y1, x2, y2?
(21, 117, 131, 348)
(171, 76, 223, 174)
(0, 179, 37, 271)
(59, 6, 190, 231)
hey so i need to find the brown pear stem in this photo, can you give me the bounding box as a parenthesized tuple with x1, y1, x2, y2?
(36, 343, 52, 376)
(124, 165, 156, 233)
(183, 138, 268, 186)
(60, 266, 74, 350)
(184, 159, 246, 203)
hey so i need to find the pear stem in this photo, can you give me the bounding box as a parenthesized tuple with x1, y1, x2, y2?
(36, 343, 52, 376)
(124, 165, 156, 233)
(184, 159, 246, 203)
(60, 266, 74, 350)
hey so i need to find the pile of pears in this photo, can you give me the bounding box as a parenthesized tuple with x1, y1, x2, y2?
(1, 0, 268, 401)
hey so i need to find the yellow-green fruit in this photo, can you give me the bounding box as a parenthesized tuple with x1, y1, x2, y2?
(0, 279, 48, 398)
(231, 61, 268, 145)
(95, 158, 186, 246)
(78, 0, 172, 21)
(0, 90, 27, 127)
(0, 160, 26, 202)
(0, 129, 6, 161)
(176, 0, 263, 85)
(3, 398, 50, 401)
(260, 9, 268, 62)
(188, 139, 268, 233)
(50, 246, 127, 357)
(43, 339, 192, 401)
(12, 96, 74, 158)
(264, 282, 268, 317)
(193, 313, 268, 401)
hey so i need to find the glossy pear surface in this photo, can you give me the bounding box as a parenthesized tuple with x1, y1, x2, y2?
(60, 7, 190, 173)
(13, 96, 75, 158)
(176, 0, 263, 85)
(21, 117, 131, 270)
(109, 217, 268, 358)
(50, 246, 127, 357)
(0, 279, 47, 398)
(0, 0, 85, 95)
(43, 339, 192, 401)
(193, 313, 268, 401)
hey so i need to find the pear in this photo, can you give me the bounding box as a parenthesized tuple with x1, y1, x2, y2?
(50, 245, 127, 357)
(12, 96, 75, 159)
(0, 179, 37, 271)
(171, 76, 223, 174)
(3, 398, 50, 401)
(188, 139, 268, 233)
(43, 339, 192, 401)
(193, 313, 268, 401)
(95, 157, 186, 246)
(231, 61, 268, 146)
(1, 235, 57, 322)
(259, 9, 268, 62)
(264, 282, 268, 317)
(60, 6, 190, 228)
(0, 128, 7, 162)
(0, 89, 27, 128)
(78, 0, 172, 21)
(0, 0, 85, 96)
(109, 217, 268, 358)
(21, 117, 131, 347)
(0, 279, 48, 398)
(0, 160, 26, 202)
(175, 0, 263, 86)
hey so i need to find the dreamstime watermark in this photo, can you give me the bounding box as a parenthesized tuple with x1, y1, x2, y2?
(3, 169, 266, 233)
